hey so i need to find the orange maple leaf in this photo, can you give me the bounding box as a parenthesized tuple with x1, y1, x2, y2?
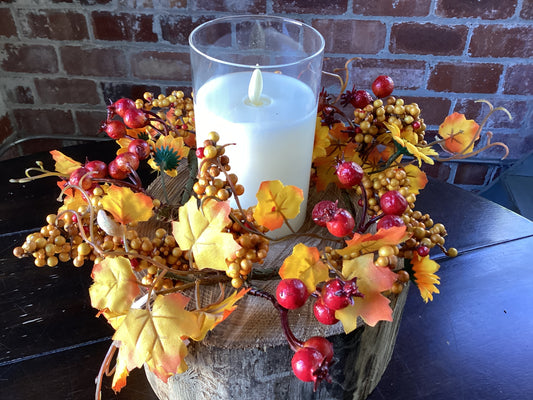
(50, 150, 82, 175)
(337, 226, 410, 257)
(100, 185, 154, 225)
(438, 112, 480, 154)
(172, 197, 240, 271)
(111, 290, 246, 390)
(253, 180, 304, 231)
(335, 253, 397, 331)
(279, 243, 330, 293)
(89, 256, 141, 315)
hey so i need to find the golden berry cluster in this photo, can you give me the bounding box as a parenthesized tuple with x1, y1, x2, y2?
(193, 131, 245, 202)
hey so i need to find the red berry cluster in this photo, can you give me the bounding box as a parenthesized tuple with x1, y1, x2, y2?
(313, 278, 363, 325)
(273, 278, 338, 388)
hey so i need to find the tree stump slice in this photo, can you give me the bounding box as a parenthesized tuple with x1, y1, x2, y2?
(140, 161, 409, 399)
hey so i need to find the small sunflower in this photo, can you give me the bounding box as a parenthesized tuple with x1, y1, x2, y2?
(148, 135, 189, 177)
(384, 122, 438, 167)
(411, 253, 441, 303)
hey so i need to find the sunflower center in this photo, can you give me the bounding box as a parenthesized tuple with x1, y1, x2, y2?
(154, 146, 180, 171)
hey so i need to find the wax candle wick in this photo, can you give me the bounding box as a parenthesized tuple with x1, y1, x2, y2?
(248, 68, 263, 106)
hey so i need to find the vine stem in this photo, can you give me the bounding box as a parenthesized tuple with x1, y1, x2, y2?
(248, 286, 303, 352)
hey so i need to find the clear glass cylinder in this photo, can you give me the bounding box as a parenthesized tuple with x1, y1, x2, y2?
(189, 15, 324, 236)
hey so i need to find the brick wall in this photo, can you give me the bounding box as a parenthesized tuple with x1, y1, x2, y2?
(1, 0, 531, 190)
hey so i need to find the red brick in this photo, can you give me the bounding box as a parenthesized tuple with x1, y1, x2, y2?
(421, 161, 451, 182)
(503, 64, 533, 95)
(521, 0, 533, 18)
(324, 57, 426, 91)
(116, 0, 185, 6)
(470, 25, 533, 58)
(454, 163, 489, 185)
(0, 114, 14, 144)
(192, 0, 265, 12)
(131, 51, 190, 81)
(2, 44, 58, 73)
(0, 8, 17, 37)
(160, 15, 210, 45)
(23, 10, 88, 40)
(402, 97, 452, 126)
(454, 99, 526, 130)
(436, 0, 517, 20)
(353, 0, 431, 16)
(75, 110, 107, 137)
(273, 0, 348, 14)
(390, 23, 468, 56)
(313, 19, 386, 54)
(428, 63, 503, 94)
(34, 78, 100, 105)
(100, 82, 162, 103)
(6, 85, 35, 104)
(92, 12, 157, 42)
(13, 109, 75, 137)
(61, 46, 128, 77)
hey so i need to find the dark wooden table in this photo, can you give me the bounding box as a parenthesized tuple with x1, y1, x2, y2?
(1, 142, 532, 400)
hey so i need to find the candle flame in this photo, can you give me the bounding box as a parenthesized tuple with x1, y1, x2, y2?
(248, 68, 263, 106)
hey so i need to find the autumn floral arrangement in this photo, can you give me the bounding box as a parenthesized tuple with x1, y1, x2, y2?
(11, 60, 510, 398)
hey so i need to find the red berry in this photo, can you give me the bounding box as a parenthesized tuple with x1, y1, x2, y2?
(115, 152, 140, 172)
(377, 214, 405, 230)
(352, 90, 373, 109)
(304, 337, 334, 363)
(196, 147, 205, 159)
(291, 347, 323, 383)
(102, 120, 127, 140)
(412, 121, 421, 130)
(85, 160, 107, 179)
(109, 98, 136, 118)
(128, 139, 151, 160)
(313, 298, 339, 325)
(336, 161, 363, 187)
(108, 159, 129, 180)
(123, 108, 148, 129)
(372, 75, 394, 98)
(276, 279, 309, 310)
(69, 167, 93, 190)
(311, 200, 338, 227)
(380, 190, 408, 216)
(417, 245, 430, 257)
(321, 278, 359, 311)
(326, 208, 355, 237)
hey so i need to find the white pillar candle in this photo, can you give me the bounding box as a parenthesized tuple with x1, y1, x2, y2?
(195, 70, 317, 235)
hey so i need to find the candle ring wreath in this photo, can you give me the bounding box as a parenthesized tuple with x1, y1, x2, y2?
(11, 59, 511, 398)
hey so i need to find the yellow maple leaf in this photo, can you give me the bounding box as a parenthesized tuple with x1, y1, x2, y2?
(172, 197, 240, 271)
(313, 117, 331, 161)
(100, 185, 154, 225)
(335, 253, 397, 332)
(438, 112, 480, 154)
(89, 256, 140, 315)
(337, 225, 410, 257)
(111, 290, 246, 389)
(279, 243, 330, 293)
(253, 180, 304, 231)
(404, 164, 428, 195)
(50, 150, 82, 175)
